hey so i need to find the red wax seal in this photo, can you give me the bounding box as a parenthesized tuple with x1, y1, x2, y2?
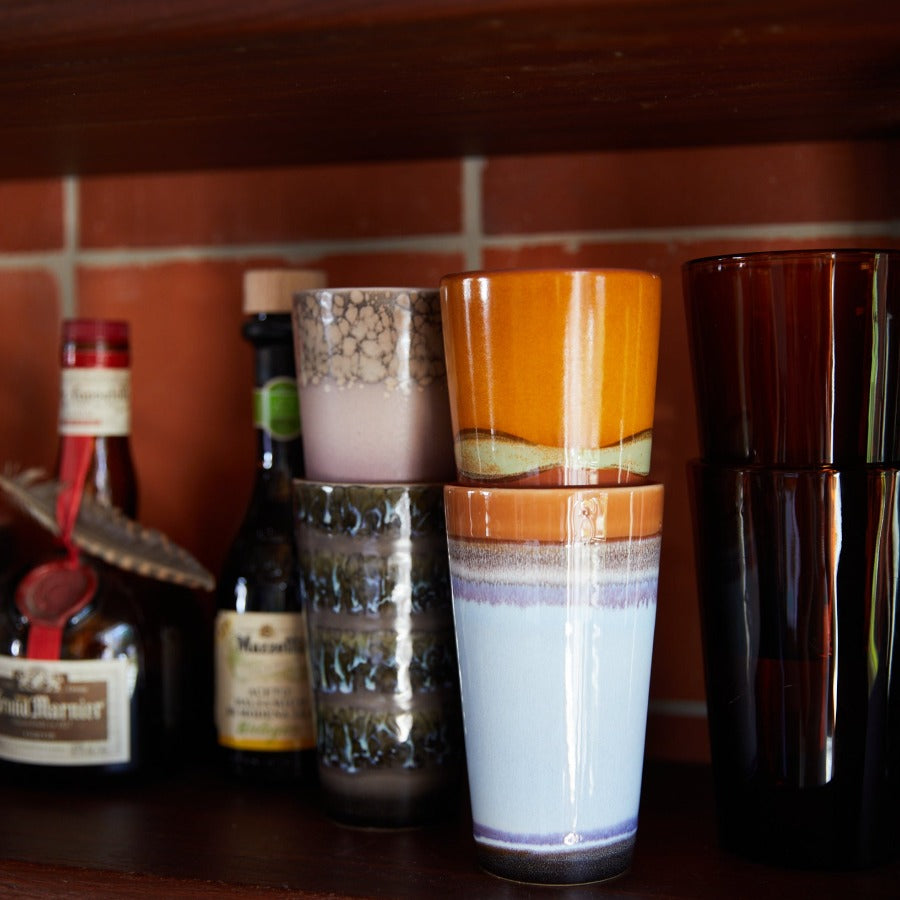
(15, 560, 98, 660)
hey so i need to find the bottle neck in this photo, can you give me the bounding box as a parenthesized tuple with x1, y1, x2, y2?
(58, 357, 132, 439)
(56, 329, 137, 519)
(246, 314, 304, 478)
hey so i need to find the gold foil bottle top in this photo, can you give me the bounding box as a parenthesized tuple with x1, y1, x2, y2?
(243, 269, 328, 314)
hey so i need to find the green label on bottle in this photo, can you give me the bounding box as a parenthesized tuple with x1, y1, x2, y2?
(253, 377, 301, 441)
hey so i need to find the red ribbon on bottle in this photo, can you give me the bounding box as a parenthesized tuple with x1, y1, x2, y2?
(16, 436, 97, 659)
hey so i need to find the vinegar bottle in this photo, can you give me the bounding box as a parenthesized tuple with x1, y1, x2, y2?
(214, 269, 325, 781)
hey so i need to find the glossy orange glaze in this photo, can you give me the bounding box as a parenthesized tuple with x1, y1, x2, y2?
(444, 482, 664, 543)
(439, 268, 661, 451)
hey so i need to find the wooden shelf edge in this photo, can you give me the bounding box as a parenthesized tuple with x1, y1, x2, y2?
(0, 859, 304, 900)
(0, 762, 898, 898)
(0, 0, 898, 176)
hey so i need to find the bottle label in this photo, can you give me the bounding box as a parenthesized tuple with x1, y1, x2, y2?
(59, 368, 131, 437)
(253, 377, 301, 441)
(214, 611, 316, 752)
(0, 656, 131, 766)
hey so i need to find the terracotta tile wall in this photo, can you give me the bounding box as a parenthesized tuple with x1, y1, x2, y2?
(1, 140, 897, 763)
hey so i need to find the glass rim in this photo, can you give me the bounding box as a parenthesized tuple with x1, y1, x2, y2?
(293, 477, 447, 491)
(292, 286, 438, 298)
(683, 247, 899, 271)
(440, 266, 661, 284)
(687, 458, 900, 476)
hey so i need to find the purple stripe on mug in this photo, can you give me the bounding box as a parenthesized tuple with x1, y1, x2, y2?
(448, 575, 658, 610)
(473, 817, 639, 847)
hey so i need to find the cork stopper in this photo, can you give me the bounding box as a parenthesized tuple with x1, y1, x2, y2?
(243, 269, 328, 314)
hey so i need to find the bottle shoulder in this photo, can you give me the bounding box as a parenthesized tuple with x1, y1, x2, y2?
(216, 550, 301, 614)
(222, 470, 298, 576)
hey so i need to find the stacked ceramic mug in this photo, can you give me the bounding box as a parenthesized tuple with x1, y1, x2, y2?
(439, 268, 664, 885)
(291, 287, 463, 828)
(682, 249, 900, 869)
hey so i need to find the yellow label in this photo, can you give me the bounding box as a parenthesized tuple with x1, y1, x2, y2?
(214, 611, 315, 752)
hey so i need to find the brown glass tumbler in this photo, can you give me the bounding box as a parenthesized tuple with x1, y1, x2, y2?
(688, 461, 900, 869)
(683, 250, 900, 466)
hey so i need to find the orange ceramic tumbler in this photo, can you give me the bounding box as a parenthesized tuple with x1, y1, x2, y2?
(439, 268, 661, 486)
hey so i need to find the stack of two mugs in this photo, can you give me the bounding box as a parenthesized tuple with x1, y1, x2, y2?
(291, 286, 463, 828)
(439, 268, 664, 885)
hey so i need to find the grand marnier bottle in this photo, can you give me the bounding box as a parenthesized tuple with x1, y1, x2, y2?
(0, 319, 161, 778)
(214, 269, 325, 781)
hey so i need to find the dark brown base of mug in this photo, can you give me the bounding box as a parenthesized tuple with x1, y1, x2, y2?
(475, 835, 634, 886)
(320, 766, 456, 829)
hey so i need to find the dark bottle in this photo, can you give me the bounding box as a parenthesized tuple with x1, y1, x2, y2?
(0, 319, 160, 779)
(0, 559, 166, 780)
(214, 269, 325, 781)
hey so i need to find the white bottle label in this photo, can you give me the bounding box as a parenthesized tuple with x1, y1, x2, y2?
(0, 656, 131, 766)
(214, 611, 316, 752)
(59, 368, 131, 437)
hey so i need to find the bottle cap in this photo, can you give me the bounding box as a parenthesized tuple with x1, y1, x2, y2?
(62, 319, 129, 346)
(243, 269, 328, 314)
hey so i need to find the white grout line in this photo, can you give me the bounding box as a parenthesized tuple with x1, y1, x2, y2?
(59, 175, 78, 317)
(0, 216, 896, 274)
(461, 156, 485, 270)
(480, 218, 900, 252)
(72, 234, 470, 267)
(0, 177, 80, 315)
(0, 221, 900, 272)
(0, 252, 68, 269)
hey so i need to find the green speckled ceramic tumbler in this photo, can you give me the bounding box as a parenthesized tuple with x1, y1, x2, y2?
(293, 479, 463, 828)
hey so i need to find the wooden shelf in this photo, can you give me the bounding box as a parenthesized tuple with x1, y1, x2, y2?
(1, 0, 899, 177)
(0, 762, 897, 898)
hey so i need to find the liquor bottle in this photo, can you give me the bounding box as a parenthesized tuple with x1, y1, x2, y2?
(0, 318, 159, 779)
(214, 269, 325, 781)
(0, 559, 168, 780)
